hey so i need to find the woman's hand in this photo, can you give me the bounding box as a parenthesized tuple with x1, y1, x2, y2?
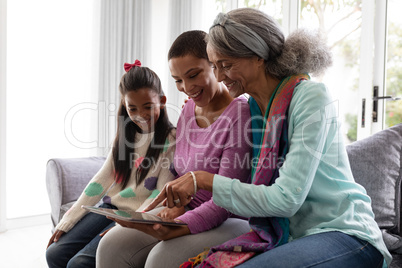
(157, 206, 186, 219)
(144, 171, 215, 212)
(110, 217, 190, 240)
(46, 229, 65, 249)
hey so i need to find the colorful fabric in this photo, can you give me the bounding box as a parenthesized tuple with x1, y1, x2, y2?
(179, 248, 210, 268)
(249, 97, 263, 159)
(198, 251, 256, 268)
(199, 74, 309, 267)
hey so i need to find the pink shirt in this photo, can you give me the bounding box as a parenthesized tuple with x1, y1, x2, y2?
(175, 97, 252, 233)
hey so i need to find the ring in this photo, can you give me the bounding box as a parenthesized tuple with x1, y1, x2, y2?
(173, 199, 180, 204)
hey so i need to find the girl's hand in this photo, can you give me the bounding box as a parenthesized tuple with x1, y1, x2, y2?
(99, 226, 114, 237)
(110, 217, 190, 240)
(144, 171, 214, 212)
(157, 206, 186, 219)
(46, 229, 65, 249)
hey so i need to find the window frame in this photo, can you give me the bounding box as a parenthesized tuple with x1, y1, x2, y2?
(355, 0, 388, 138)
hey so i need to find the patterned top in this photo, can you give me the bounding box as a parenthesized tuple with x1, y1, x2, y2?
(56, 129, 176, 232)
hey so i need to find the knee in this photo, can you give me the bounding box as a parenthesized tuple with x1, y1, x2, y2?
(144, 246, 163, 268)
(96, 231, 124, 267)
(67, 254, 94, 268)
(145, 242, 175, 268)
(46, 243, 64, 268)
(96, 236, 110, 264)
(97, 231, 119, 257)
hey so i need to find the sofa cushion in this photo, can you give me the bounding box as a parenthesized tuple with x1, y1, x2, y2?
(390, 253, 402, 268)
(346, 123, 402, 253)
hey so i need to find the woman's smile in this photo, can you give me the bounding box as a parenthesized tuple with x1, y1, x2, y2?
(224, 81, 236, 90)
(187, 89, 203, 100)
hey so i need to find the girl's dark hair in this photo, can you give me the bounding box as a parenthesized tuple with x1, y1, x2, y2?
(112, 66, 174, 188)
(168, 30, 208, 61)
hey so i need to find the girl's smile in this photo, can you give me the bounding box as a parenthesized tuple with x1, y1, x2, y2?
(124, 88, 166, 132)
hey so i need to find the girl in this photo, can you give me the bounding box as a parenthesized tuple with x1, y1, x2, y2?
(46, 61, 176, 268)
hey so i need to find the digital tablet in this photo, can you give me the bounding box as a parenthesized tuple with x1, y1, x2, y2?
(81, 205, 187, 226)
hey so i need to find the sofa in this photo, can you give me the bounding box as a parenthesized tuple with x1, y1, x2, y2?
(46, 124, 402, 267)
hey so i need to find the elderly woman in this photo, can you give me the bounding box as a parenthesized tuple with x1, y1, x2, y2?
(146, 8, 391, 268)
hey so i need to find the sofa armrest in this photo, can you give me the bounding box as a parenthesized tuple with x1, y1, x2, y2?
(46, 156, 106, 229)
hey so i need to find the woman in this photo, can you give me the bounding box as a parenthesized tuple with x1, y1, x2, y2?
(146, 8, 392, 268)
(96, 30, 253, 268)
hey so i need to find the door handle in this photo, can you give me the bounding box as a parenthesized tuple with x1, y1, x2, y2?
(372, 86, 401, 122)
(373, 95, 401, 101)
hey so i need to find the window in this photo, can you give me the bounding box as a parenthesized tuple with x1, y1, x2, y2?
(384, 0, 402, 128)
(6, 0, 98, 219)
(233, 0, 401, 139)
(298, 0, 362, 143)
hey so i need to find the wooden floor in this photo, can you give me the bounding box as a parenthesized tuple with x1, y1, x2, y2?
(0, 220, 51, 268)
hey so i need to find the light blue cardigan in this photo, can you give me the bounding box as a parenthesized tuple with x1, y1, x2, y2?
(212, 80, 392, 267)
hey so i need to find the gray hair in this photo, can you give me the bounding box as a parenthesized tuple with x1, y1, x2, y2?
(208, 8, 332, 79)
(210, 13, 270, 60)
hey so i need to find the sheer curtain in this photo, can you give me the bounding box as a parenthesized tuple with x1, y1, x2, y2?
(168, 0, 203, 45)
(0, 0, 7, 232)
(164, 0, 203, 124)
(97, 0, 152, 156)
(97, 0, 216, 135)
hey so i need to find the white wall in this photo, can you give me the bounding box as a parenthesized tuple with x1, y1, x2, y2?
(0, 0, 7, 232)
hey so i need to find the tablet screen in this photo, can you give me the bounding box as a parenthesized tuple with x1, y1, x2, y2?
(81, 205, 187, 226)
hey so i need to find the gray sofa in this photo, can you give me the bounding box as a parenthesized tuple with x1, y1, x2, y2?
(46, 156, 106, 230)
(346, 123, 402, 267)
(46, 124, 402, 267)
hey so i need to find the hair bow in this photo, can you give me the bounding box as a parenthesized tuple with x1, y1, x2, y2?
(124, 59, 141, 72)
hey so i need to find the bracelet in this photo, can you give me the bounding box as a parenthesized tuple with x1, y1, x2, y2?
(190, 171, 197, 197)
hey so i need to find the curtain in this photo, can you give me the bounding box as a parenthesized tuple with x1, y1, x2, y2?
(97, 0, 151, 155)
(97, 0, 213, 155)
(165, 0, 203, 124)
(0, 0, 7, 232)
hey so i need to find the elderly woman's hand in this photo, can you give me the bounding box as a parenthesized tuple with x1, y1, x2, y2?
(157, 206, 186, 219)
(144, 171, 215, 211)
